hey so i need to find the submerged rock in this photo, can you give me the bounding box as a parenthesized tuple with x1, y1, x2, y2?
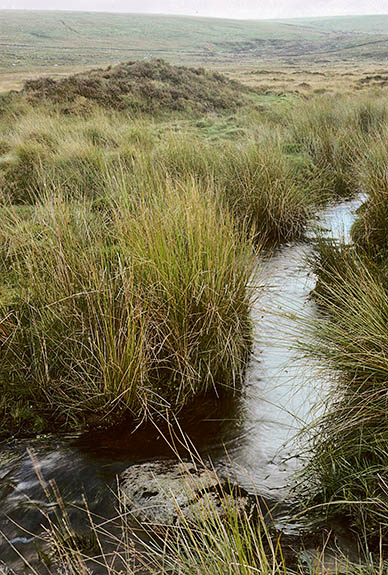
(119, 459, 253, 526)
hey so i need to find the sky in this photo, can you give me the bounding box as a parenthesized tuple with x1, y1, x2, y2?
(2, 0, 388, 19)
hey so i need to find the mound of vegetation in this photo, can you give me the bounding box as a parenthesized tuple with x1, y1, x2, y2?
(0, 181, 254, 435)
(23, 59, 249, 114)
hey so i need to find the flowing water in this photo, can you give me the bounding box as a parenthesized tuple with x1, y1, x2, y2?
(0, 197, 363, 571)
(223, 196, 364, 499)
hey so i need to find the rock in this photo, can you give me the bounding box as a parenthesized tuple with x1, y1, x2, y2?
(119, 459, 253, 526)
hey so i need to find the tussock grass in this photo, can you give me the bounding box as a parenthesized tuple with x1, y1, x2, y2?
(221, 138, 310, 244)
(299, 96, 388, 546)
(288, 95, 388, 200)
(154, 132, 310, 243)
(0, 103, 313, 245)
(2, 64, 388, 440)
(0, 179, 254, 433)
(351, 128, 388, 256)
(303, 240, 388, 541)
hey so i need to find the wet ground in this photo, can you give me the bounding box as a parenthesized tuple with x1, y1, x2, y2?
(0, 197, 364, 572)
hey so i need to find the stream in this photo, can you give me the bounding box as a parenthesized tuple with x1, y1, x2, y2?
(0, 196, 363, 572)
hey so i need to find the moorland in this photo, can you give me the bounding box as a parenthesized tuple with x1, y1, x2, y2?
(2, 10, 388, 573)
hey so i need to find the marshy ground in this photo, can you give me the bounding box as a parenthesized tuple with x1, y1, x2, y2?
(1, 12, 388, 573)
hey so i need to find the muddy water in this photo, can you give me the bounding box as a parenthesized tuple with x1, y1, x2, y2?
(0, 197, 363, 571)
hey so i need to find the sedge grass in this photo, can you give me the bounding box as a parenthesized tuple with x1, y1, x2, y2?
(302, 240, 388, 541)
(0, 176, 255, 433)
(351, 127, 388, 257)
(287, 95, 388, 200)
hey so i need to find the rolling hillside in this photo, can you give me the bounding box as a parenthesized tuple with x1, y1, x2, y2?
(2, 10, 388, 69)
(1, 10, 388, 92)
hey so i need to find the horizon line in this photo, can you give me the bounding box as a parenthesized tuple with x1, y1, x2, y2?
(1, 7, 388, 22)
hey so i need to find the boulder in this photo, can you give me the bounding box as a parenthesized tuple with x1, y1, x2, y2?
(119, 459, 252, 526)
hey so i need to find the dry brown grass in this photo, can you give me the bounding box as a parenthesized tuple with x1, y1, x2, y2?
(225, 61, 388, 96)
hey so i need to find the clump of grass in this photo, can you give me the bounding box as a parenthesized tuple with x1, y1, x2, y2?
(351, 129, 388, 257)
(0, 106, 148, 204)
(154, 131, 311, 244)
(0, 177, 254, 433)
(287, 95, 388, 200)
(0, 103, 311, 246)
(138, 484, 283, 575)
(303, 240, 388, 542)
(221, 138, 310, 244)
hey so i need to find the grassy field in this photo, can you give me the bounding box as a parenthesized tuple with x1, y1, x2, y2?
(3, 11, 388, 571)
(2, 10, 388, 92)
(1, 57, 382, 438)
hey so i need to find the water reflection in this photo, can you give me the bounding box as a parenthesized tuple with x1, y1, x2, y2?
(223, 196, 364, 497)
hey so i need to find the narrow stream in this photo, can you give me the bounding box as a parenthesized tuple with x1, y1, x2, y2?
(0, 196, 363, 571)
(224, 196, 364, 499)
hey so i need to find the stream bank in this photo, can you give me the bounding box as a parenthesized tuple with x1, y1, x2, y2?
(0, 197, 363, 572)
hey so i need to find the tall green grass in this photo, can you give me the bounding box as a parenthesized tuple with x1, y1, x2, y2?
(0, 178, 254, 433)
(155, 132, 310, 243)
(0, 103, 312, 245)
(287, 95, 388, 200)
(302, 105, 388, 543)
(2, 81, 388, 438)
(303, 241, 388, 541)
(351, 128, 388, 257)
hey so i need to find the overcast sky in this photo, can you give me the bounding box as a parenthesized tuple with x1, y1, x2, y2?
(2, 0, 388, 19)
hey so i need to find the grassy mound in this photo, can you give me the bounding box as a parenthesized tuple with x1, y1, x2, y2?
(23, 59, 249, 114)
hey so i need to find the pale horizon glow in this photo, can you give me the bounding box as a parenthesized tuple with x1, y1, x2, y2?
(1, 0, 388, 20)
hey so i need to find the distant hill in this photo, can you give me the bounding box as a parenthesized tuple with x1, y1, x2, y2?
(1, 10, 388, 76)
(282, 15, 388, 35)
(23, 59, 252, 114)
